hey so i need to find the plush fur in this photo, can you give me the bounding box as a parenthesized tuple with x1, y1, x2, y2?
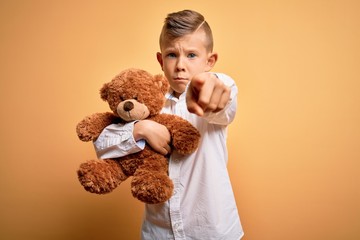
(76, 68, 200, 204)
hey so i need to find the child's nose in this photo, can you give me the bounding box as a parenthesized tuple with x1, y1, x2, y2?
(176, 57, 185, 71)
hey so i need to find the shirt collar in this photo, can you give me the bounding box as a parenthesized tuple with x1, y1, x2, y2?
(165, 90, 186, 102)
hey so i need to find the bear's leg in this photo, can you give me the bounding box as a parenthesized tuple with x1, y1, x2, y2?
(131, 154, 174, 204)
(77, 159, 128, 194)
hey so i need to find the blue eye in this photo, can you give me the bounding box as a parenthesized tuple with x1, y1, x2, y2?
(188, 53, 196, 58)
(167, 53, 176, 58)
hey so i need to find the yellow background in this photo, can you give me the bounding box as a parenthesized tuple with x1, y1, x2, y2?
(1, 0, 359, 239)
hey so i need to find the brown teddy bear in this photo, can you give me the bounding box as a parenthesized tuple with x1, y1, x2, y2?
(76, 68, 200, 204)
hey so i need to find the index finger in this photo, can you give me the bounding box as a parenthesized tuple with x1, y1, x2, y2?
(186, 85, 205, 116)
(196, 77, 216, 110)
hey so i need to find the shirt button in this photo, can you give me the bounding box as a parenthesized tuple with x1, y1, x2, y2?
(174, 222, 180, 231)
(122, 133, 130, 140)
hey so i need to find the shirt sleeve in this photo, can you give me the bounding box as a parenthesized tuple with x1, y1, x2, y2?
(201, 72, 238, 125)
(93, 121, 146, 159)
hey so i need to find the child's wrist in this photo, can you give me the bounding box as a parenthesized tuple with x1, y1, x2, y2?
(133, 121, 145, 141)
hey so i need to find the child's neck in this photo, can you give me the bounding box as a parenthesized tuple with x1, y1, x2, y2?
(172, 90, 183, 98)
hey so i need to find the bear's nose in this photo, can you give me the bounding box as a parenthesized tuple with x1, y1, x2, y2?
(123, 101, 134, 111)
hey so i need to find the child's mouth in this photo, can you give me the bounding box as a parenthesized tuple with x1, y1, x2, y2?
(174, 77, 188, 81)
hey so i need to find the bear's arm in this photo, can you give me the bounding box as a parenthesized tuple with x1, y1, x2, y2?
(149, 114, 200, 155)
(76, 112, 120, 142)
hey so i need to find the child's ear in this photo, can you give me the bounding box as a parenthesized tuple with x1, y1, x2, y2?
(205, 52, 218, 71)
(156, 52, 164, 70)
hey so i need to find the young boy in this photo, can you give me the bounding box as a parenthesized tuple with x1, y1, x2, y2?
(94, 9, 244, 240)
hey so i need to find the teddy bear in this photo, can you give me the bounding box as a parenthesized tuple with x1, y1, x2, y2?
(76, 68, 200, 204)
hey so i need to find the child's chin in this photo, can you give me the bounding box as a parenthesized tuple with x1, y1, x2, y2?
(171, 85, 186, 96)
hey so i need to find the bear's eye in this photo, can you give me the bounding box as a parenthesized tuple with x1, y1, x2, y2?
(133, 96, 138, 100)
(119, 95, 125, 101)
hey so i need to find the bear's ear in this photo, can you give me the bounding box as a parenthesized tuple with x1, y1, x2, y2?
(99, 82, 110, 101)
(154, 74, 169, 95)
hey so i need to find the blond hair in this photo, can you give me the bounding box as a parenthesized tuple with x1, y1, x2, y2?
(159, 10, 214, 51)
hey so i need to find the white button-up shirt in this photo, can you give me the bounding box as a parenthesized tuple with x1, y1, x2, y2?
(94, 73, 244, 240)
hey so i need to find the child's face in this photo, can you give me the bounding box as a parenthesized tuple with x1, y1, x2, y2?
(157, 30, 217, 97)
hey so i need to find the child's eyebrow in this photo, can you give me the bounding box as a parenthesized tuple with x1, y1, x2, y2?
(162, 46, 201, 54)
(167, 47, 199, 51)
(183, 48, 201, 54)
(163, 47, 177, 51)
(162, 49, 177, 55)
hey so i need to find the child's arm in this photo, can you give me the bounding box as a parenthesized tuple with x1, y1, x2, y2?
(186, 72, 237, 124)
(133, 119, 171, 155)
(93, 120, 171, 159)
